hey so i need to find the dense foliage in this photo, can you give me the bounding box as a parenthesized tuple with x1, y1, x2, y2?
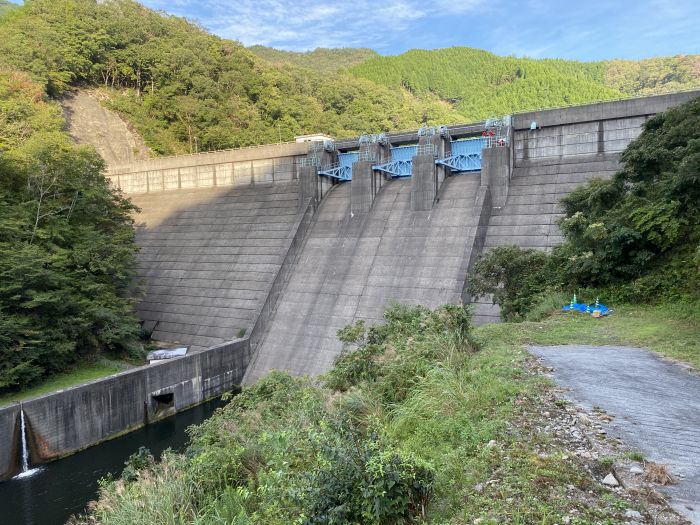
(78, 304, 643, 524)
(80, 306, 474, 524)
(249, 46, 379, 74)
(351, 47, 700, 122)
(467, 246, 553, 322)
(0, 0, 459, 155)
(469, 96, 700, 319)
(0, 71, 142, 391)
(605, 56, 700, 95)
(351, 48, 620, 120)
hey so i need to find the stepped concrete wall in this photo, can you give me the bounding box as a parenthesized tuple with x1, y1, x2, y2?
(130, 182, 302, 350)
(471, 90, 699, 324)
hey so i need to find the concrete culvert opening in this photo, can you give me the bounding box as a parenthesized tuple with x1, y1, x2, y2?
(152, 393, 174, 412)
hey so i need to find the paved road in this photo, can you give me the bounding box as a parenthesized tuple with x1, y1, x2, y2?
(529, 345, 700, 523)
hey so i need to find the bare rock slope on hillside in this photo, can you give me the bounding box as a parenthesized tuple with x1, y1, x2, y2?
(61, 91, 150, 167)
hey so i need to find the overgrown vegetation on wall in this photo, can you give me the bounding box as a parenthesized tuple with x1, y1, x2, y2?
(0, 71, 142, 391)
(469, 95, 700, 320)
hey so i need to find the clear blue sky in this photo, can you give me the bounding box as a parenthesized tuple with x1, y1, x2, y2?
(8, 0, 700, 60)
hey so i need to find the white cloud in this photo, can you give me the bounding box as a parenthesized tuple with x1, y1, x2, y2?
(141, 0, 487, 51)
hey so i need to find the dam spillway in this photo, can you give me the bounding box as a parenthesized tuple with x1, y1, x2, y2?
(244, 172, 484, 382)
(112, 90, 700, 373)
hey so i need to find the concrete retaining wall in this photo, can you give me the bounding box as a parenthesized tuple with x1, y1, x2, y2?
(0, 404, 20, 481)
(0, 338, 250, 480)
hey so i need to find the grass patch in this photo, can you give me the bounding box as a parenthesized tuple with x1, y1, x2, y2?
(0, 358, 132, 407)
(474, 301, 700, 370)
(625, 450, 645, 462)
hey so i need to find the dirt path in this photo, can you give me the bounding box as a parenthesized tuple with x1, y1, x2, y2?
(61, 90, 150, 167)
(531, 345, 700, 523)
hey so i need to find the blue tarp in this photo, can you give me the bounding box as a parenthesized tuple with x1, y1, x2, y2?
(561, 303, 610, 316)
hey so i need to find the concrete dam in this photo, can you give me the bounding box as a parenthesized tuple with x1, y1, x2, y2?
(1, 90, 697, 480)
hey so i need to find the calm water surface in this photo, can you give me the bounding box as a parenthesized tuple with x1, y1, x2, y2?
(0, 397, 224, 525)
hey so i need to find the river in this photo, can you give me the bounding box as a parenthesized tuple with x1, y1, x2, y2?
(0, 397, 224, 525)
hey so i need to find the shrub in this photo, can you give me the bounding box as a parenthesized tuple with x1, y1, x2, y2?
(467, 246, 554, 321)
(302, 422, 433, 525)
(557, 95, 700, 287)
(326, 304, 477, 403)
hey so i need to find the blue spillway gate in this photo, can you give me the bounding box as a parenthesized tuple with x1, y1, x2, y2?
(436, 137, 486, 173)
(318, 137, 486, 181)
(372, 145, 417, 178)
(318, 151, 358, 181)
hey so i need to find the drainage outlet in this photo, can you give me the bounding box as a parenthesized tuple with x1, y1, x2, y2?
(152, 392, 175, 414)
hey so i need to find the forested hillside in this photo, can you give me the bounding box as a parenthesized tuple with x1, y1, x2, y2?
(2, 1, 698, 157)
(350, 47, 700, 121)
(605, 55, 700, 95)
(0, 0, 458, 155)
(249, 46, 378, 73)
(0, 71, 142, 391)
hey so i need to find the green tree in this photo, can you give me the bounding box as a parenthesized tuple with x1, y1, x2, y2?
(0, 71, 142, 391)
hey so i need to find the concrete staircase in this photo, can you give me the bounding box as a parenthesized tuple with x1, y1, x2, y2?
(471, 152, 620, 324)
(130, 181, 302, 350)
(244, 173, 483, 382)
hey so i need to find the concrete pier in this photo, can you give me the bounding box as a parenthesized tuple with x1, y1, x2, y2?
(411, 131, 451, 211)
(351, 142, 389, 215)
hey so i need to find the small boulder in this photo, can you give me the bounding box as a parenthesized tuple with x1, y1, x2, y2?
(602, 473, 619, 486)
(625, 509, 643, 520)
